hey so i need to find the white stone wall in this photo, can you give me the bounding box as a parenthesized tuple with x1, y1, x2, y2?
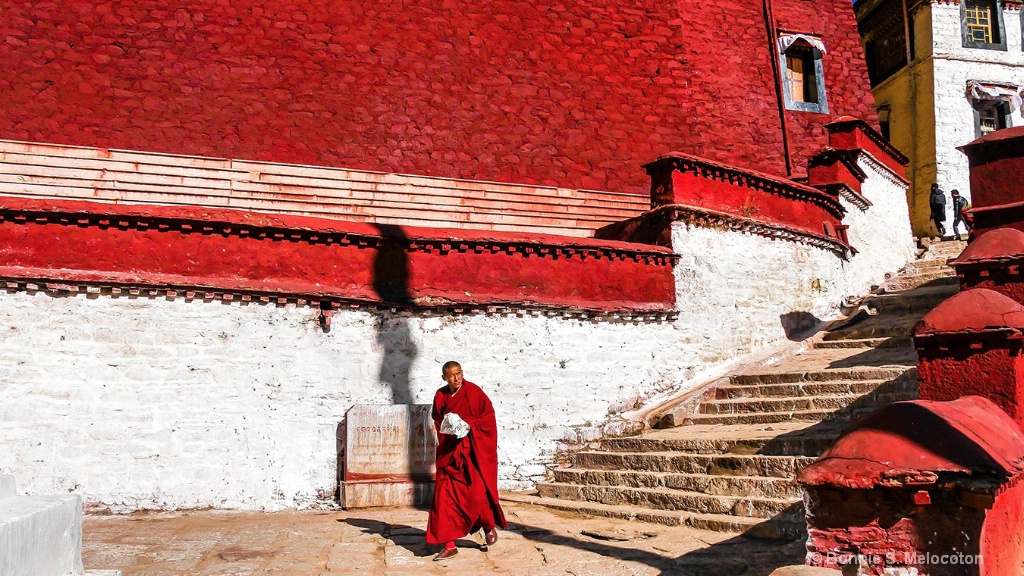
(669, 224, 845, 344)
(841, 156, 917, 294)
(931, 3, 1024, 224)
(0, 223, 883, 511)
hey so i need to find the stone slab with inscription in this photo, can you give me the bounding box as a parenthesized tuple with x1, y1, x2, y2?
(339, 404, 436, 508)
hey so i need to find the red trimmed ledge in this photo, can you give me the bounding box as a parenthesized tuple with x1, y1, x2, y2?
(969, 200, 1024, 238)
(816, 183, 873, 212)
(826, 116, 909, 179)
(594, 204, 851, 258)
(807, 149, 867, 194)
(0, 196, 677, 315)
(643, 153, 849, 247)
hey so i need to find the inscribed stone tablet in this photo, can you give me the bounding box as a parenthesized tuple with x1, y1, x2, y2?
(343, 405, 436, 482)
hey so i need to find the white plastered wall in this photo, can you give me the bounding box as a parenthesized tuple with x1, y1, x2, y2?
(841, 155, 918, 293)
(0, 224, 899, 510)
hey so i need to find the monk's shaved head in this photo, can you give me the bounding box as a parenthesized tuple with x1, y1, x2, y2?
(441, 361, 464, 392)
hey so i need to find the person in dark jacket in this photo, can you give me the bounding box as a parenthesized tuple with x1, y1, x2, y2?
(929, 183, 946, 237)
(951, 189, 969, 238)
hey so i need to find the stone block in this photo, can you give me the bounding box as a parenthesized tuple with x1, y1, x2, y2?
(768, 566, 839, 576)
(0, 494, 84, 576)
(797, 397, 1024, 576)
(0, 477, 14, 500)
(952, 227, 1024, 303)
(339, 404, 436, 508)
(339, 481, 434, 509)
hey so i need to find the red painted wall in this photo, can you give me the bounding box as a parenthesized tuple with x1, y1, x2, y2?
(960, 271, 1024, 306)
(917, 345, 1024, 429)
(981, 480, 1024, 576)
(805, 487, 986, 575)
(0, 0, 876, 194)
(774, 0, 880, 174)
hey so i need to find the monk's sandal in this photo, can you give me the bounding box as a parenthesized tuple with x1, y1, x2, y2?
(433, 548, 458, 561)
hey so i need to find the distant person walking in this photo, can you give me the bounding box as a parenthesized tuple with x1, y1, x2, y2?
(929, 183, 947, 237)
(951, 189, 970, 238)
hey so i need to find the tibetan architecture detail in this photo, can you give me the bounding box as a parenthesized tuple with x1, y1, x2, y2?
(855, 0, 1024, 237)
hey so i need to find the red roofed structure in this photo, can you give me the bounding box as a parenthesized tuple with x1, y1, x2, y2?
(798, 397, 1024, 576)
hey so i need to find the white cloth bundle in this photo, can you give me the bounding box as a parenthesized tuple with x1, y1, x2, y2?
(440, 412, 470, 439)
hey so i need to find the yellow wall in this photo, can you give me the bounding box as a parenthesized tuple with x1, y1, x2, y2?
(868, 4, 938, 237)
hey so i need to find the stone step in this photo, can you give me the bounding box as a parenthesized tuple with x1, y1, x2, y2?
(904, 258, 954, 271)
(714, 379, 911, 399)
(897, 268, 957, 281)
(917, 239, 967, 260)
(552, 468, 804, 499)
(537, 482, 797, 519)
(864, 290, 954, 315)
(820, 317, 923, 341)
(501, 492, 806, 538)
(600, 428, 839, 457)
(677, 406, 881, 426)
(698, 391, 912, 415)
(813, 337, 912, 349)
(882, 272, 958, 292)
(573, 451, 816, 478)
(729, 366, 908, 385)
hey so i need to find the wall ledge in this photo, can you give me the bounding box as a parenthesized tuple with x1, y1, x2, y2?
(644, 152, 846, 219)
(0, 196, 678, 317)
(597, 204, 851, 258)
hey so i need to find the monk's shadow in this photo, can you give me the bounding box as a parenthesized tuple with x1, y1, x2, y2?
(343, 518, 486, 557)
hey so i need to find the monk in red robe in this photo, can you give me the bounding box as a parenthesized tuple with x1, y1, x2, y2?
(426, 361, 507, 560)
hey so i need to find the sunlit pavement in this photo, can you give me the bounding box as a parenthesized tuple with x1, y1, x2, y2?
(83, 499, 805, 576)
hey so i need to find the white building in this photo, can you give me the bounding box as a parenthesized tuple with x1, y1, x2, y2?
(856, 0, 1024, 236)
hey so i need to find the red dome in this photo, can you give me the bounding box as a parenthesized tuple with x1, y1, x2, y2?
(915, 288, 1024, 336)
(954, 227, 1024, 264)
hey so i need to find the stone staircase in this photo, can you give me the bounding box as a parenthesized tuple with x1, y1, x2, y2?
(507, 242, 965, 538)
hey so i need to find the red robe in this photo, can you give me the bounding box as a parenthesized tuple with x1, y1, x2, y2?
(425, 380, 507, 545)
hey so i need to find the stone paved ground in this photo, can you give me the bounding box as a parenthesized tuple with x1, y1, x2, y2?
(83, 500, 806, 576)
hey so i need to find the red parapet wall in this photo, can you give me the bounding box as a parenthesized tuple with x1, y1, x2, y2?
(0, 197, 676, 315)
(960, 127, 1024, 210)
(0, 0, 876, 193)
(643, 153, 849, 247)
(825, 117, 908, 179)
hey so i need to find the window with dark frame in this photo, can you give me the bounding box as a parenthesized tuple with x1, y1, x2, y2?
(962, 0, 1006, 50)
(860, 0, 909, 87)
(966, 0, 996, 42)
(974, 100, 1010, 138)
(877, 107, 892, 142)
(780, 38, 828, 114)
